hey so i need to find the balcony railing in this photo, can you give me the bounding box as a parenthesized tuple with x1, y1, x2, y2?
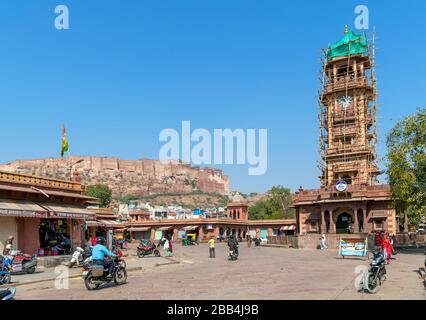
(324, 76, 370, 93)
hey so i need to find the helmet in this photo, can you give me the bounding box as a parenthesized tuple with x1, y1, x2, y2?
(96, 237, 106, 245)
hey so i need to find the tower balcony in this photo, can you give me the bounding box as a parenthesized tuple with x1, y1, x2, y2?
(333, 125, 358, 137)
(332, 108, 356, 122)
(325, 145, 374, 158)
(324, 76, 371, 94)
(332, 162, 359, 173)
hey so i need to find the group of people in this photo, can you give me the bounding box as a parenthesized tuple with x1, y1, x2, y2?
(207, 235, 239, 259)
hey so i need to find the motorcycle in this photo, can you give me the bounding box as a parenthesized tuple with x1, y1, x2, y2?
(0, 287, 16, 300)
(0, 256, 12, 284)
(68, 247, 91, 268)
(228, 246, 239, 261)
(137, 240, 160, 258)
(254, 238, 261, 246)
(83, 248, 125, 269)
(362, 249, 387, 293)
(9, 250, 37, 274)
(83, 255, 127, 290)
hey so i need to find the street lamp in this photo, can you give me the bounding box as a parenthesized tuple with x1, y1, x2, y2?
(69, 159, 84, 180)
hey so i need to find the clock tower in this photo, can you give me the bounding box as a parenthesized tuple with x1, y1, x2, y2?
(319, 26, 380, 187)
(293, 27, 397, 240)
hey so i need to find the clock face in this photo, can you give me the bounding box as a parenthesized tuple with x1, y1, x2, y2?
(338, 95, 353, 109)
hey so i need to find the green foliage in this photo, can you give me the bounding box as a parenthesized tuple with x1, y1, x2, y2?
(386, 108, 426, 225)
(249, 186, 295, 220)
(85, 184, 112, 208)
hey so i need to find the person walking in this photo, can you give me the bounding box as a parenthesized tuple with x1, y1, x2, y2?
(208, 236, 215, 258)
(382, 233, 392, 264)
(319, 234, 328, 250)
(247, 235, 252, 248)
(163, 238, 171, 257)
(2, 236, 14, 256)
(168, 237, 173, 256)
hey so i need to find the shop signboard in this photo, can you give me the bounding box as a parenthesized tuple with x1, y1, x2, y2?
(155, 230, 163, 240)
(339, 238, 368, 258)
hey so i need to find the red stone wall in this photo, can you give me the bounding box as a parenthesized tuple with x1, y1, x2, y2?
(17, 218, 40, 255)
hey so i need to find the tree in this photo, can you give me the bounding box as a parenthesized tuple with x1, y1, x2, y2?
(386, 108, 426, 229)
(85, 184, 113, 208)
(248, 186, 295, 220)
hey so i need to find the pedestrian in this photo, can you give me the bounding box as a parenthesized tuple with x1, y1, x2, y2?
(164, 238, 171, 257)
(208, 236, 215, 258)
(382, 233, 392, 264)
(168, 237, 173, 256)
(319, 234, 328, 250)
(247, 235, 252, 248)
(2, 236, 14, 256)
(91, 235, 97, 247)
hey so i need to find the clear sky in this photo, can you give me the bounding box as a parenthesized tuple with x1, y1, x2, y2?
(0, 0, 425, 193)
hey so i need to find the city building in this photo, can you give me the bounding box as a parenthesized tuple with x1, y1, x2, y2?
(125, 194, 296, 242)
(0, 170, 95, 255)
(292, 27, 397, 247)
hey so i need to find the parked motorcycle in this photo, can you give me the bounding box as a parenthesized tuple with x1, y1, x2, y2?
(0, 256, 12, 284)
(228, 246, 239, 261)
(0, 287, 16, 300)
(9, 250, 37, 274)
(137, 240, 160, 258)
(254, 238, 261, 246)
(83, 256, 127, 290)
(68, 247, 91, 268)
(362, 249, 387, 293)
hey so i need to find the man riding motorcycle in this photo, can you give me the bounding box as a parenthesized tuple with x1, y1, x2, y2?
(92, 237, 116, 276)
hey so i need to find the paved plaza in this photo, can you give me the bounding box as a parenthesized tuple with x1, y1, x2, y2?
(11, 244, 426, 300)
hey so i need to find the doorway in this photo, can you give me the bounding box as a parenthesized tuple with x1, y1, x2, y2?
(336, 213, 352, 234)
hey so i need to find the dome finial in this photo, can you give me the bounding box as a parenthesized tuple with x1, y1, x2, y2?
(344, 25, 349, 35)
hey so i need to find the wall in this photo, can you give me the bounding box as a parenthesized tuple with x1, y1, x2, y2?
(17, 218, 40, 255)
(0, 217, 18, 253)
(294, 233, 369, 249)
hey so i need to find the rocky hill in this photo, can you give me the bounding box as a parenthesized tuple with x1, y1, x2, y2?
(0, 157, 229, 197)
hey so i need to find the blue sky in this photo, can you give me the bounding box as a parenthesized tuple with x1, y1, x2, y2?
(0, 0, 425, 193)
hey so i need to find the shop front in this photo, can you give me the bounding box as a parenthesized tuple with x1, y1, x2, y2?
(0, 170, 96, 256)
(128, 227, 151, 241)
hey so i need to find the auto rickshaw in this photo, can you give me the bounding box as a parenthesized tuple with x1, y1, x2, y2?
(182, 233, 199, 246)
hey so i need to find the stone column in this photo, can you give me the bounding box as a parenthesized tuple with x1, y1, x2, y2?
(150, 228, 155, 242)
(198, 226, 204, 241)
(329, 211, 335, 234)
(173, 228, 178, 242)
(353, 209, 359, 234)
(362, 208, 368, 233)
(321, 209, 327, 234)
(213, 226, 219, 240)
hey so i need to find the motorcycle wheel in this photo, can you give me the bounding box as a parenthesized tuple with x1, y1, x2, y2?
(26, 266, 36, 274)
(154, 250, 161, 257)
(84, 274, 100, 290)
(366, 273, 380, 294)
(137, 251, 145, 258)
(0, 274, 11, 285)
(114, 268, 127, 285)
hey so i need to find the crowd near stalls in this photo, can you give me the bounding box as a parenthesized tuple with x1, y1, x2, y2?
(0, 170, 96, 256)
